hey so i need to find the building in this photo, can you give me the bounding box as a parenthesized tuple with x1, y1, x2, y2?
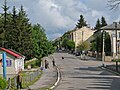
(0, 47, 25, 78)
(69, 27, 95, 52)
(100, 22, 120, 58)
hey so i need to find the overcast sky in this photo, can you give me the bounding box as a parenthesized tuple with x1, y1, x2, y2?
(0, 0, 120, 40)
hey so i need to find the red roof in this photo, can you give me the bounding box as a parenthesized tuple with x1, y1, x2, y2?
(0, 48, 22, 58)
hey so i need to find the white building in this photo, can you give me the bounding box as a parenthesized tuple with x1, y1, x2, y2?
(100, 22, 120, 58)
(0, 47, 25, 78)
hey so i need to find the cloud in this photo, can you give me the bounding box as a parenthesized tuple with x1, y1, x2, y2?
(48, 32, 62, 40)
(0, 0, 120, 40)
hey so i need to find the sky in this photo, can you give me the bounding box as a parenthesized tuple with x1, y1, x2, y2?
(0, 0, 120, 40)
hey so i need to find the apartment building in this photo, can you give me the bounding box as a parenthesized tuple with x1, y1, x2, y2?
(69, 27, 95, 52)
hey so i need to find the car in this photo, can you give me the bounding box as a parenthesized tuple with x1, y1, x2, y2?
(75, 52, 80, 56)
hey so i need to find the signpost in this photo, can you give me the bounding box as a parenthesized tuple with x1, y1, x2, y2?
(2, 52, 6, 80)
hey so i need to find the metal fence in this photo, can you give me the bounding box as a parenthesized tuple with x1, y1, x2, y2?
(7, 69, 41, 89)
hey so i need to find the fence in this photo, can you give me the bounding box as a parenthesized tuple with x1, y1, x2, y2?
(7, 69, 41, 89)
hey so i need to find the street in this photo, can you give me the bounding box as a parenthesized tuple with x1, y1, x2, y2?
(53, 52, 120, 90)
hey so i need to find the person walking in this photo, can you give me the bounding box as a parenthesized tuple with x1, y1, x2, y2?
(52, 58, 56, 67)
(17, 72, 22, 89)
(45, 59, 49, 69)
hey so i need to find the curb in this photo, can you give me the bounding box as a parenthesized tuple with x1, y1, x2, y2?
(99, 66, 120, 76)
(50, 66, 61, 90)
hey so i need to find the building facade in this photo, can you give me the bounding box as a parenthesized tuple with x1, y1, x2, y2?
(0, 48, 25, 79)
(100, 22, 120, 58)
(70, 27, 95, 52)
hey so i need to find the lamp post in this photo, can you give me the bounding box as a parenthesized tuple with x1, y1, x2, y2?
(102, 30, 105, 67)
(114, 22, 119, 72)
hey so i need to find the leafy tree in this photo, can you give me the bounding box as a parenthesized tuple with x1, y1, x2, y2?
(77, 41, 90, 52)
(0, 2, 54, 61)
(62, 38, 68, 49)
(76, 15, 87, 29)
(67, 40, 75, 50)
(31, 24, 54, 60)
(62, 38, 75, 51)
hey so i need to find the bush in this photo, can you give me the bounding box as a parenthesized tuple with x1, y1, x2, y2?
(0, 77, 6, 89)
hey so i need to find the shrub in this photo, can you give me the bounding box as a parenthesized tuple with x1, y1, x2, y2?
(0, 76, 6, 89)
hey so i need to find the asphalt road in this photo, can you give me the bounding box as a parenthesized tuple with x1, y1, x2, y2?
(53, 52, 120, 90)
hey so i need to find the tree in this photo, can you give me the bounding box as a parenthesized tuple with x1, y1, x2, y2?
(108, 0, 120, 9)
(67, 40, 75, 51)
(0, 1, 54, 61)
(17, 5, 32, 58)
(94, 17, 107, 30)
(61, 38, 75, 51)
(101, 16, 107, 27)
(90, 31, 111, 55)
(77, 41, 90, 52)
(0, 0, 9, 47)
(94, 19, 101, 29)
(76, 15, 87, 29)
(104, 32, 111, 55)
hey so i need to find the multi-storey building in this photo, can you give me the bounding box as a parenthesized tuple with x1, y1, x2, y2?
(69, 27, 95, 52)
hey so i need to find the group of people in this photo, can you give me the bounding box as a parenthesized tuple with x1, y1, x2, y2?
(45, 58, 56, 69)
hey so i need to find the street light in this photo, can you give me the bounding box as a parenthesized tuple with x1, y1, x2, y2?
(114, 22, 119, 72)
(102, 30, 105, 67)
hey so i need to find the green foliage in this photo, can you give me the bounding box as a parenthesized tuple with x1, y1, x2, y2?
(76, 15, 87, 29)
(0, 3, 54, 61)
(101, 16, 107, 27)
(0, 77, 6, 90)
(24, 59, 41, 68)
(90, 31, 111, 54)
(62, 38, 75, 50)
(94, 16, 107, 30)
(94, 19, 101, 29)
(77, 41, 90, 51)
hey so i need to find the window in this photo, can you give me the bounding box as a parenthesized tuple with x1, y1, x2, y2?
(119, 32, 120, 38)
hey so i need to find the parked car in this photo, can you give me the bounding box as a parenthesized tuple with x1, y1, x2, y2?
(75, 52, 80, 56)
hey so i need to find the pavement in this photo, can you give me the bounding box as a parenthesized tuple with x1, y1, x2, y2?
(22, 56, 59, 90)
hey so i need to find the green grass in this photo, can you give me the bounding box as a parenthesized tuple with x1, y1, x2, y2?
(112, 59, 120, 62)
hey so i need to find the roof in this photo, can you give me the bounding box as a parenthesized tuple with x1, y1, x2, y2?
(100, 22, 120, 30)
(0, 48, 22, 58)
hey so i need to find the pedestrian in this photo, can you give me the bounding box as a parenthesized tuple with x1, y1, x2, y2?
(17, 72, 22, 89)
(45, 60, 47, 69)
(52, 58, 56, 67)
(45, 59, 49, 69)
(62, 56, 64, 59)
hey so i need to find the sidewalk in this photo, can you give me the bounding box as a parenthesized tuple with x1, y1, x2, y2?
(23, 56, 58, 90)
(79, 55, 120, 75)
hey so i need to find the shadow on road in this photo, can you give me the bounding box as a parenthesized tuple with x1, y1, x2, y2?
(70, 66, 120, 90)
